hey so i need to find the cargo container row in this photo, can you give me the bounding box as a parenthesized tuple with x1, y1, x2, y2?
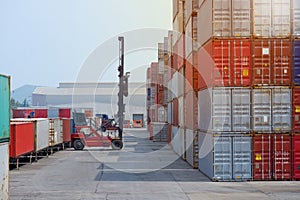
(198, 87, 291, 133)
(12, 108, 72, 119)
(197, 0, 295, 47)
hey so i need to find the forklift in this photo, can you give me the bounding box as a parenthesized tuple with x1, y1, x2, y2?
(71, 37, 128, 151)
(71, 112, 123, 150)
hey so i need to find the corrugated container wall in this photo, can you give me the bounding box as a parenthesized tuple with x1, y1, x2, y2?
(0, 74, 10, 143)
(292, 0, 300, 38)
(252, 87, 291, 133)
(172, 127, 185, 158)
(185, 0, 199, 25)
(185, 16, 198, 58)
(197, 0, 251, 46)
(198, 87, 251, 132)
(0, 143, 9, 199)
(293, 40, 300, 85)
(62, 118, 71, 142)
(253, 0, 290, 38)
(11, 118, 49, 152)
(178, 96, 185, 127)
(185, 52, 199, 93)
(253, 134, 291, 181)
(293, 88, 300, 132)
(198, 133, 252, 181)
(293, 135, 300, 180)
(59, 108, 71, 118)
(199, 39, 251, 89)
(10, 122, 35, 158)
(185, 91, 198, 130)
(185, 129, 199, 168)
(252, 39, 291, 86)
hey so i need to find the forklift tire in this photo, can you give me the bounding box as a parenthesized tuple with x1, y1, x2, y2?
(111, 140, 123, 150)
(73, 139, 85, 150)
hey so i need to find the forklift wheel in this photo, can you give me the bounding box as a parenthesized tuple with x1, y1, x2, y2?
(111, 140, 123, 150)
(73, 139, 85, 150)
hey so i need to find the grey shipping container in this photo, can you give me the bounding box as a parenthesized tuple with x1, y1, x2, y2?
(185, 129, 199, 168)
(0, 74, 10, 143)
(232, 88, 251, 132)
(0, 143, 9, 199)
(252, 87, 291, 132)
(198, 88, 231, 132)
(152, 122, 169, 142)
(198, 132, 252, 181)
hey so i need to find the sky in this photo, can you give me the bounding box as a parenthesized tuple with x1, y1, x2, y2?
(0, 0, 172, 90)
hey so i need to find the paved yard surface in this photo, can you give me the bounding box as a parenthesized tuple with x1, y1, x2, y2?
(9, 129, 300, 200)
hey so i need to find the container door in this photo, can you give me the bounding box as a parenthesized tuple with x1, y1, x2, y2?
(293, 135, 300, 179)
(253, 0, 272, 37)
(232, 40, 251, 86)
(212, 88, 231, 131)
(213, 0, 231, 37)
(272, 0, 290, 37)
(252, 89, 272, 132)
(272, 88, 291, 132)
(273, 40, 291, 85)
(273, 134, 291, 180)
(292, 88, 300, 132)
(214, 136, 232, 181)
(253, 134, 272, 180)
(232, 88, 251, 132)
(233, 136, 252, 180)
(293, 41, 300, 85)
(232, 0, 251, 37)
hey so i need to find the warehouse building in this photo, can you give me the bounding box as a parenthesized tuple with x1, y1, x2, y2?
(32, 82, 146, 120)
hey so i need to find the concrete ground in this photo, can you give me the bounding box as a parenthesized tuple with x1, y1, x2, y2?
(9, 129, 300, 200)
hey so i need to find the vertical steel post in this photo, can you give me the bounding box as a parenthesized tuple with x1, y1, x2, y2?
(118, 37, 124, 136)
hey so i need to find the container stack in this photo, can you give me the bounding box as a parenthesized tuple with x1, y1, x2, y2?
(184, 0, 199, 168)
(170, 0, 186, 159)
(292, 0, 300, 181)
(146, 60, 168, 142)
(0, 74, 10, 199)
(196, 0, 296, 181)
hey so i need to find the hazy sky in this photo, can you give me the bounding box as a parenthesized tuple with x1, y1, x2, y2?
(0, 0, 172, 90)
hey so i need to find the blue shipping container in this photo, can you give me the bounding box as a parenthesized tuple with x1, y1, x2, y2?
(0, 74, 10, 143)
(293, 40, 300, 85)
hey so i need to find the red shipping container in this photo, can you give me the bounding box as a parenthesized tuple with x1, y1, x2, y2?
(172, 98, 179, 126)
(59, 108, 71, 118)
(34, 109, 48, 118)
(150, 62, 159, 84)
(253, 134, 292, 181)
(62, 118, 71, 142)
(199, 39, 251, 89)
(10, 122, 35, 158)
(168, 124, 172, 144)
(252, 39, 291, 86)
(292, 88, 300, 132)
(12, 109, 25, 118)
(185, 52, 199, 93)
(292, 135, 300, 180)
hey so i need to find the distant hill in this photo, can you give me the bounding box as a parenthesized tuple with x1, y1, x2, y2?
(11, 85, 40, 105)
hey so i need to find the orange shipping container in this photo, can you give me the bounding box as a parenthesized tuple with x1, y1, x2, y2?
(185, 52, 198, 93)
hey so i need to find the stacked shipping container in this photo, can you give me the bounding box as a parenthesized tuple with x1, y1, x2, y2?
(145, 0, 300, 181)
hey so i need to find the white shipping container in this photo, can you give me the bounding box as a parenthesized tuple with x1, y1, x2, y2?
(11, 118, 49, 151)
(173, 1, 184, 43)
(0, 143, 9, 200)
(253, 0, 290, 38)
(292, 0, 300, 37)
(171, 72, 179, 98)
(197, 0, 231, 46)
